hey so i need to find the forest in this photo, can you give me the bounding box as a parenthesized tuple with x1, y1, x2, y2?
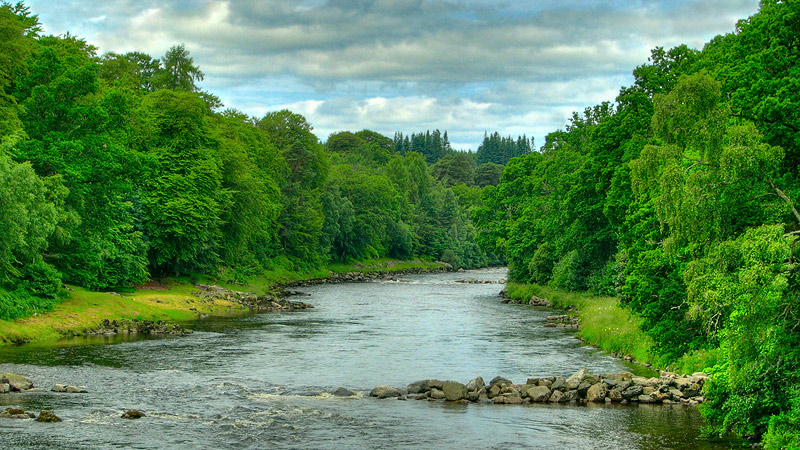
(0, 3, 528, 322)
(474, 0, 800, 446)
(2, 0, 800, 447)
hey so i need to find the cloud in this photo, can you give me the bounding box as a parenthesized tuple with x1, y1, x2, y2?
(26, 0, 761, 149)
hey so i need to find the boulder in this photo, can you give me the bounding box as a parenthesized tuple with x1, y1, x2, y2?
(608, 389, 623, 402)
(2, 373, 33, 391)
(551, 377, 566, 391)
(565, 369, 588, 389)
(442, 381, 468, 401)
(489, 376, 513, 387)
(577, 382, 592, 397)
(493, 393, 523, 404)
(121, 410, 146, 419)
(0, 408, 34, 419)
(466, 376, 485, 392)
(36, 410, 62, 423)
(586, 383, 607, 402)
(561, 390, 579, 402)
(548, 389, 566, 403)
(526, 377, 540, 386)
(488, 384, 501, 398)
(332, 387, 355, 397)
(621, 386, 643, 399)
(668, 388, 685, 400)
(0, 383, 9, 393)
(683, 383, 702, 398)
(526, 385, 551, 403)
(637, 394, 654, 404)
(370, 385, 401, 399)
(429, 388, 446, 400)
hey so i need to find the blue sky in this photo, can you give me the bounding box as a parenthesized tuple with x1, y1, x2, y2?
(27, 0, 760, 150)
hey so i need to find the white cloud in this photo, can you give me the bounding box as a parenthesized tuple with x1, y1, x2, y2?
(25, 0, 761, 149)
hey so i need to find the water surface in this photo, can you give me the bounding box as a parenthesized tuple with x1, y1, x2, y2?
(0, 268, 727, 449)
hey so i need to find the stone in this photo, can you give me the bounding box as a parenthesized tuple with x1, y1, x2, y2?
(548, 389, 566, 403)
(621, 386, 643, 399)
(608, 389, 623, 402)
(429, 388, 446, 400)
(65, 385, 88, 393)
(370, 385, 401, 399)
(602, 378, 617, 388)
(489, 376, 513, 387)
(526, 385, 551, 403)
(36, 410, 62, 422)
(0, 383, 9, 393)
(2, 373, 33, 391)
(637, 395, 654, 404)
(537, 379, 553, 388)
(466, 376, 485, 392)
(577, 382, 592, 397)
(668, 389, 684, 400)
(332, 387, 355, 397)
(0, 408, 35, 419)
(562, 390, 579, 402)
(407, 382, 423, 394)
(683, 384, 702, 398)
(493, 393, 523, 405)
(550, 377, 566, 391)
(565, 368, 588, 389)
(442, 381, 468, 401)
(488, 385, 501, 398)
(526, 377, 540, 386)
(52, 384, 67, 393)
(121, 410, 146, 419)
(586, 383, 608, 402)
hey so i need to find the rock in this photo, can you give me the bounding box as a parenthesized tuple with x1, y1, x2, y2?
(36, 410, 62, 422)
(565, 368, 588, 389)
(637, 394, 654, 404)
(608, 389, 623, 402)
(0, 407, 35, 419)
(489, 376, 513, 387)
(442, 381, 468, 401)
(537, 378, 553, 388)
(669, 388, 685, 400)
(683, 383, 702, 398)
(0, 383, 9, 393)
(602, 378, 617, 388)
(488, 384, 501, 398)
(370, 385, 401, 399)
(2, 373, 33, 391)
(419, 379, 443, 391)
(551, 377, 566, 391)
(52, 384, 67, 392)
(526, 385, 552, 402)
(121, 410, 146, 419)
(526, 377, 540, 386)
(577, 382, 592, 397)
(621, 386, 643, 399)
(466, 376, 485, 392)
(65, 385, 88, 393)
(548, 390, 566, 403)
(429, 388, 446, 400)
(586, 383, 608, 402)
(529, 296, 552, 307)
(332, 387, 355, 397)
(561, 390, 579, 402)
(494, 393, 523, 405)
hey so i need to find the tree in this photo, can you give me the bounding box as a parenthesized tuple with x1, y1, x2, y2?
(153, 44, 204, 92)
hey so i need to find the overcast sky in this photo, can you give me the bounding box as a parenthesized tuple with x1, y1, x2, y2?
(27, 0, 760, 150)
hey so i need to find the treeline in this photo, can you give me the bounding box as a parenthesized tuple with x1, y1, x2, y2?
(475, 1, 800, 447)
(0, 3, 489, 320)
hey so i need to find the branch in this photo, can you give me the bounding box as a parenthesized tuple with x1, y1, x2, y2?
(767, 179, 800, 227)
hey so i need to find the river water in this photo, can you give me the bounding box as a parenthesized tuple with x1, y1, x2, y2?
(0, 268, 728, 449)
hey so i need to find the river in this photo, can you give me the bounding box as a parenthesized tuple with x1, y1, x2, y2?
(0, 268, 728, 449)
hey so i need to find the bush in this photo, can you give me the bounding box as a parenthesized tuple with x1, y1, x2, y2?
(551, 250, 585, 291)
(18, 259, 62, 299)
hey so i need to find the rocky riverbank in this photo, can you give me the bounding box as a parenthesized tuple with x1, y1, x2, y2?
(194, 284, 315, 312)
(280, 264, 453, 288)
(370, 368, 708, 406)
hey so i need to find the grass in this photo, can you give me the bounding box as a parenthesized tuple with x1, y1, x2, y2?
(0, 258, 446, 347)
(506, 282, 721, 374)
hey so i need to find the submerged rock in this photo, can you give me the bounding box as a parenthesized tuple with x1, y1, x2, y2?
(0, 408, 35, 419)
(36, 410, 62, 422)
(332, 387, 356, 397)
(121, 410, 146, 419)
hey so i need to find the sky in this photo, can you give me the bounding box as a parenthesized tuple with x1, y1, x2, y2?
(26, 0, 761, 150)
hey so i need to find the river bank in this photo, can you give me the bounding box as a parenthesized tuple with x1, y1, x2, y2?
(503, 283, 720, 375)
(0, 259, 451, 347)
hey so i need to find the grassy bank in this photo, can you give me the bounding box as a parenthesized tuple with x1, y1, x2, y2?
(506, 283, 719, 375)
(0, 259, 447, 347)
